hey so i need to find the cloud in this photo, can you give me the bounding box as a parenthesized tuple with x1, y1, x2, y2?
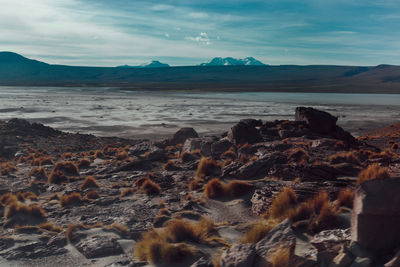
(186, 32, 211, 45)
(188, 12, 209, 19)
(150, 4, 174, 11)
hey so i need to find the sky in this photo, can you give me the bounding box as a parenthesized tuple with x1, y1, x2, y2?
(1, 0, 400, 66)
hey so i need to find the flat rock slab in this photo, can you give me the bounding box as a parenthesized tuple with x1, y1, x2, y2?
(75, 235, 124, 259)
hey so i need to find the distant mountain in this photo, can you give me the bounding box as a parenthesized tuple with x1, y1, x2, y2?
(200, 57, 266, 66)
(1, 52, 400, 93)
(117, 60, 170, 68)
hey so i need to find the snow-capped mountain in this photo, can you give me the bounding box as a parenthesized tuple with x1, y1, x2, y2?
(200, 57, 266, 66)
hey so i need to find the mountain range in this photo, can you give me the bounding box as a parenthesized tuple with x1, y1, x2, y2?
(0, 51, 400, 93)
(117, 60, 170, 68)
(200, 57, 265, 66)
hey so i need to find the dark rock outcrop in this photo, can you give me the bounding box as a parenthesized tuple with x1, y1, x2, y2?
(170, 127, 199, 145)
(228, 121, 262, 145)
(351, 178, 400, 256)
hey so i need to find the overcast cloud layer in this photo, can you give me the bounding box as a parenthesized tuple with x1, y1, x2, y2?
(1, 0, 400, 66)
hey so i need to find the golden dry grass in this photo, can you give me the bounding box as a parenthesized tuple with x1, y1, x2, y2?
(204, 179, 254, 199)
(5, 202, 46, 220)
(77, 158, 91, 169)
(79, 176, 99, 190)
(28, 167, 47, 179)
(53, 161, 79, 176)
(59, 192, 84, 207)
(85, 190, 100, 200)
(241, 220, 278, 243)
(48, 169, 68, 184)
(196, 157, 221, 178)
(268, 187, 298, 219)
(141, 179, 161, 195)
(335, 187, 354, 209)
(328, 151, 360, 165)
(271, 245, 291, 267)
(357, 164, 390, 185)
(0, 162, 17, 175)
(39, 222, 63, 233)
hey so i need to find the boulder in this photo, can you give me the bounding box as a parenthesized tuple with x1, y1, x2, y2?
(351, 178, 400, 256)
(183, 138, 212, 157)
(211, 138, 233, 157)
(74, 236, 124, 258)
(171, 127, 199, 145)
(220, 243, 256, 267)
(295, 107, 337, 134)
(227, 121, 262, 145)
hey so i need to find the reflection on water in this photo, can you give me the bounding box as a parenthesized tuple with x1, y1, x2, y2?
(0, 86, 399, 138)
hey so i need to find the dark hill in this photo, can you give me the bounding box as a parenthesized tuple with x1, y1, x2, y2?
(0, 52, 400, 93)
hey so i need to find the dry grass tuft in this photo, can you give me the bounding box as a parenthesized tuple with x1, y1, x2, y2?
(241, 220, 278, 244)
(163, 160, 180, 171)
(0, 193, 18, 206)
(392, 143, 399, 150)
(204, 179, 254, 199)
(0, 162, 17, 175)
(196, 157, 221, 178)
(116, 150, 129, 160)
(225, 180, 254, 197)
(77, 158, 91, 169)
(53, 161, 79, 176)
(335, 187, 354, 209)
(204, 178, 225, 199)
(287, 147, 310, 163)
(269, 187, 298, 219)
(85, 190, 100, 200)
(29, 167, 47, 179)
(134, 230, 195, 264)
(271, 245, 291, 267)
(141, 179, 161, 195)
(120, 188, 135, 198)
(189, 178, 204, 191)
(357, 164, 390, 185)
(5, 202, 46, 220)
(39, 222, 63, 233)
(16, 191, 38, 201)
(79, 176, 99, 190)
(59, 192, 84, 207)
(328, 151, 360, 165)
(48, 169, 68, 184)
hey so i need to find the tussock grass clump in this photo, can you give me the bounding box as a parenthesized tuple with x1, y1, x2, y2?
(53, 161, 79, 176)
(77, 158, 91, 169)
(357, 164, 390, 185)
(84, 190, 100, 200)
(287, 147, 310, 163)
(221, 149, 237, 160)
(135, 230, 195, 264)
(0, 162, 17, 175)
(241, 220, 278, 244)
(29, 167, 47, 179)
(329, 151, 360, 165)
(0, 193, 18, 206)
(196, 157, 221, 178)
(189, 178, 204, 191)
(39, 222, 63, 233)
(271, 245, 291, 267)
(120, 188, 135, 198)
(48, 169, 68, 184)
(79, 176, 99, 190)
(392, 143, 399, 150)
(335, 187, 354, 209)
(16, 191, 38, 201)
(116, 150, 129, 160)
(94, 150, 105, 159)
(287, 191, 339, 232)
(5, 202, 46, 220)
(204, 178, 225, 199)
(368, 149, 398, 162)
(135, 217, 219, 264)
(141, 179, 161, 195)
(38, 156, 54, 166)
(204, 179, 254, 199)
(269, 187, 298, 219)
(59, 192, 84, 207)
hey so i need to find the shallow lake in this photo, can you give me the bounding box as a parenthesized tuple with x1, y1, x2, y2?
(0, 86, 399, 139)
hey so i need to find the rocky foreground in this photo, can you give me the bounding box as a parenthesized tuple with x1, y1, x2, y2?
(0, 107, 400, 267)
